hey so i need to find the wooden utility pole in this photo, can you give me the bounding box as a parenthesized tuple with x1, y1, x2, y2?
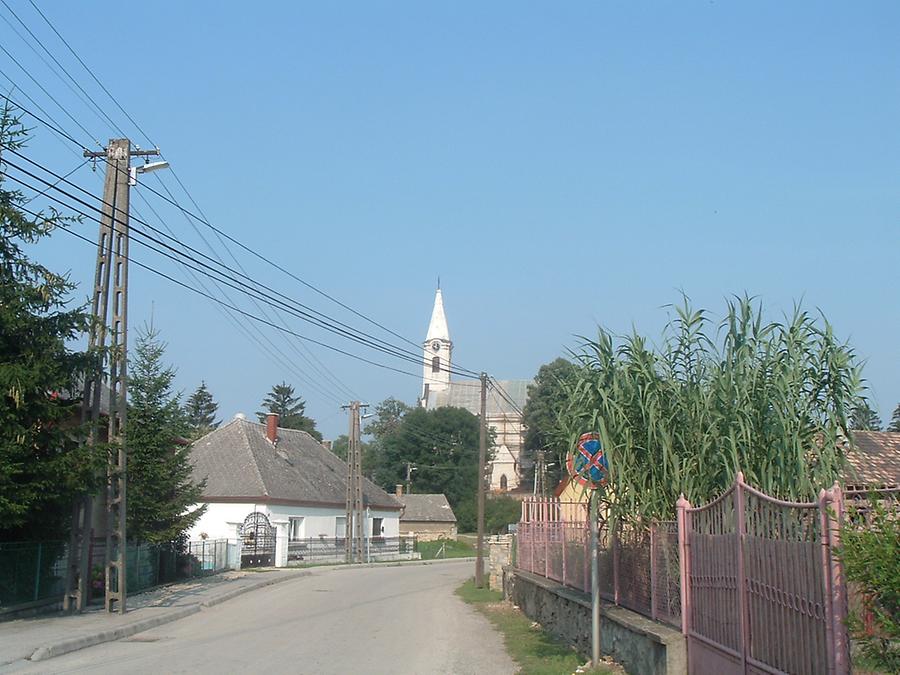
(343, 401, 367, 563)
(475, 372, 488, 588)
(63, 140, 159, 614)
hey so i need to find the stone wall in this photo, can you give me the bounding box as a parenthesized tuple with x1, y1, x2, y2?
(487, 535, 512, 591)
(504, 568, 686, 675)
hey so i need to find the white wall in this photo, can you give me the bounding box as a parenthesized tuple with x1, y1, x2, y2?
(187, 501, 400, 541)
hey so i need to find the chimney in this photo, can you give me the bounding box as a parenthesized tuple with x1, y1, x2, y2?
(266, 413, 278, 444)
(395, 484, 403, 498)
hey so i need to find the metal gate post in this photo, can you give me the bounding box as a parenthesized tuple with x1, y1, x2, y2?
(826, 484, 850, 674)
(562, 521, 568, 587)
(676, 495, 692, 637)
(734, 473, 751, 673)
(650, 522, 658, 621)
(612, 524, 620, 605)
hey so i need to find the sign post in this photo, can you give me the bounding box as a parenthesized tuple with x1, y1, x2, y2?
(567, 432, 609, 668)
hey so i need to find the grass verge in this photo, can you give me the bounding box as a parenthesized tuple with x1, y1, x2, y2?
(416, 538, 475, 560)
(456, 579, 619, 675)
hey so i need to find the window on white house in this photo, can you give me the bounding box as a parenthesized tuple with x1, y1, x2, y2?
(432, 356, 440, 373)
(289, 517, 304, 541)
(335, 516, 346, 539)
(371, 517, 384, 538)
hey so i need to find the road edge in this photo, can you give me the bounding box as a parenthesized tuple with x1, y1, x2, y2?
(28, 571, 309, 663)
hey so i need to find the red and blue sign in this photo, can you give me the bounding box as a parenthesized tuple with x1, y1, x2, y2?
(567, 432, 609, 489)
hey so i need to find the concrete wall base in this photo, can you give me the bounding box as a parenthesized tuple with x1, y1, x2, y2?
(504, 568, 686, 675)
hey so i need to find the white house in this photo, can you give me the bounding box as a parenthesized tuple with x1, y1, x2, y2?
(188, 413, 402, 566)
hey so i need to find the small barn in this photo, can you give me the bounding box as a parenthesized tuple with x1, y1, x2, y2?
(188, 414, 402, 566)
(395, 487, 458, 541)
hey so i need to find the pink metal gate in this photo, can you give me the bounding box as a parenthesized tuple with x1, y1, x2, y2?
(677, 473, 849, 675)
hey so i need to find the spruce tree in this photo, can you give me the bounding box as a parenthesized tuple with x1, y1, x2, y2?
(185, 381, 219, 438)
(888, 403, 900, 433)
(127, 326, 205, 544)
(0, 104, 99, 539)
(850, 401, 882, 431)
(257, 381, 321, 441)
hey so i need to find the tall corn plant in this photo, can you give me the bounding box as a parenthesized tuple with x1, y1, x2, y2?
(554, 296, 861, 522)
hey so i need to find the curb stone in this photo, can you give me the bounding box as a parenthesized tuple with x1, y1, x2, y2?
(28, 571, 308, 663)
(29, 605, 201, 662)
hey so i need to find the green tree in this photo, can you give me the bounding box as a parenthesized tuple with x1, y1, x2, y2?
(850, 401, 882, 431)
(184, 381, 219, 439)
(0, 104, 99, 540)
(257, 381, 321, 441)
(889, 403, 900, 433)
(364, 397, 411, 440)
(374, 406, 481, 510)
(522, 357, 579, 482)
(328, 434, 376, 476)
(127, 326, 205, 544)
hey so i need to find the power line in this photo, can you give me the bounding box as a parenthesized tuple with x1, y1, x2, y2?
(15, 201, 431, 381)
(4, 4, 424, 357)
(25, 0, 154, 146)
(0, 90, 484, 381)
(0, 0, 128, 139)
(2, 152, 477, 379)
(0, 40, 100, 146)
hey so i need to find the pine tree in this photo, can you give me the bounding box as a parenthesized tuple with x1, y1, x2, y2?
(256, 381, 321, 441)
(888, 403, 900, 433)
(850, 401, 882, 431)
(0, 104, 100, 540)
(185, 381, 219, 438)
(127, 326, 205, 544)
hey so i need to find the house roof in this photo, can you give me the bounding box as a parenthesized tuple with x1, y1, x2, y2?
(844, 431, 900, 489)
(190, 417, 401, 510)
(399, 494, 457, 523)
(424, 380, 530, 417)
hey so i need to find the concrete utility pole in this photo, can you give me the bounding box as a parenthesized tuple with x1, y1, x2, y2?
(475, 372, 488, 588)
(343, 401, 367, 563)
(63, 140, 161, 614)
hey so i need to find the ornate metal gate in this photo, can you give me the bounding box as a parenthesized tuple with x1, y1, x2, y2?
(677, 473, 849, 675)
(240, 512, 276, 568)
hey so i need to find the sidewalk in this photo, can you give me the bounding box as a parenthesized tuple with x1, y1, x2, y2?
(0, 569, 308, 670)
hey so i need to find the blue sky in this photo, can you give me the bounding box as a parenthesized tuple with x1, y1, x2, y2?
(3, 1, 898, 438)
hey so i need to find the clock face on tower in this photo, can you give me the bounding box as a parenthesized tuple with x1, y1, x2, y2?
(431, 341, 441, 352)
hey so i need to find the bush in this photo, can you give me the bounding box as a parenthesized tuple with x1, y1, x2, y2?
(839, 498, 900, 672)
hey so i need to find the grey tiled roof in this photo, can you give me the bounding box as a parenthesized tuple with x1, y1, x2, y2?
(425, 380, 530, 416)
(399, 494, 457, 523)
(190, 417, 401, 510)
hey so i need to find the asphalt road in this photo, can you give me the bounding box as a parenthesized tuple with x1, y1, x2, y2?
(12, 562, 516, 675)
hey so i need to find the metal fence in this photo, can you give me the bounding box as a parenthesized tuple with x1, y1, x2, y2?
(287, 536, 416, 565)
(1, 538, 237, 611)
(516, 501, 680, 628)
(0, 540, 68, 610)
(516, 476, 856, 674)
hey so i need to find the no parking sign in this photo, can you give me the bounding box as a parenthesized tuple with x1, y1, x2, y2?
(566, 432, 609, 490)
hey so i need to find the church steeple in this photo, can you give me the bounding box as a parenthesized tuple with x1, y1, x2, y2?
(421, 288, 452, 404)
(426, 288, 450, 343)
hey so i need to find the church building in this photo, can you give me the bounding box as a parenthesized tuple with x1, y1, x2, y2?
(418, 289, 532, 492)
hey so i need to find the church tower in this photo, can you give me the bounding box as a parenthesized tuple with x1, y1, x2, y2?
(421, 288, 452, 403)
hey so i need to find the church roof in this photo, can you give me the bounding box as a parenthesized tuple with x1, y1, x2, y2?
(190, 417, 401, 510)
(426, 289, 450, 343)
(424, 379, 530, 417)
